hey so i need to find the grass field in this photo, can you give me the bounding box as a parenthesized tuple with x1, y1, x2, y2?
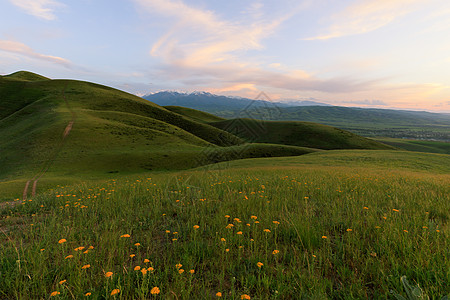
(374, 138, 450, 155)
(1, 151, 448, 299)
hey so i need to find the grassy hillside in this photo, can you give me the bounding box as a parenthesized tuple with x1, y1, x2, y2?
(164, 105, 225, 123)
(212, 118, 395, 150)
(0, 72, 323, 198)
(1, 151, 448, 299)
(3, 70, 50, 81)
(0, 74, 247, 183)
(374, 137, 450, 154)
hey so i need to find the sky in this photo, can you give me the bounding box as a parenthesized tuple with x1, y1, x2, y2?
(1, 0, 450, 112)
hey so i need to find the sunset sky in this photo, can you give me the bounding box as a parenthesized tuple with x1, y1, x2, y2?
(1, 0, 450, 112)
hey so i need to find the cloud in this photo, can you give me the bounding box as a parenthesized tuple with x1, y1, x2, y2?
(306, 0, 427, 40)
(0, 40, 72, 67)
(135, 0, 376, 94)
(9, 0, 64, 20)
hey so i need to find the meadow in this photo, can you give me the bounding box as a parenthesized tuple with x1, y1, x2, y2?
(1, 151, 449, 299)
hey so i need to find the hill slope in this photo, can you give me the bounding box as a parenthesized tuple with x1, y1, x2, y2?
(211, 119, 395, 150)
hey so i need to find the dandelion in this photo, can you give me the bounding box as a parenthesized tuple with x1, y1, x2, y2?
(346, 229, 352, 232)
(403, 230, 408, 233)
(151, 287, 160, 295)
(65, 255, 73, 259)
(251, 216, 257, 220)
(193, 225, 199, 229)
(322, 236, 327, 239)
(436, 230, 440, 232)
(179, 269, 185, 274)
(241, 294, 251, 299)
(83, 250, 89, 254)
(59, 280, 67, 284)
(393, 209, 399, 212)
(257, 262, 263, 268)
(85, 292, 92, 296)
(225, 215, 230, 218)
(88, 246, 94, 250)
(237, 231, 243, 235)
(255, 221, 260, 224)
(134, 243, 141, 246)
(272, 250, 279, 255)
(363, 207, 369, 210)
(312, 254, 316, 258)
(110, 289, 120, 296)
(190, 269, 195, 274)
(173, 232, 178, 235)
(134, 266, 141, 271)
(172, 238, 177, 241)
(50, 291, 60, 297)
(216, 292, 222, 297)
(147, 267, 155, 272)
(144, 259, 150, 263)
(220, 238, 226, 242)
(120, 234, 130, 238)
(165, 230, 170, 233)
(263, 229, 271, 233)
(105, 272, 113, 278)
(58, 239, 67, 244)
(226, 224, 234, 229)
(225, 249, 230, 252)
(82, 264, 90, 269)
(176, 263, 182, 269)
(273, 221, 280, 225)
(75, 246, 85, 251)
(130, 254, 136, 258)
(423, 226, 428, 229)
(40, 249, 45, 252)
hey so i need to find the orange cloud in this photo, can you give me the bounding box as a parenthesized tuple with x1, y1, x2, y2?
(0, 40, 72, 67)
(9, 0, 64, 20)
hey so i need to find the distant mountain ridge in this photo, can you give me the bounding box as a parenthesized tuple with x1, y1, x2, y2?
(143, 91, 329, 111)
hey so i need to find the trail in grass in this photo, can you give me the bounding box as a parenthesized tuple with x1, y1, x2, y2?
(22, 82, 76, 200)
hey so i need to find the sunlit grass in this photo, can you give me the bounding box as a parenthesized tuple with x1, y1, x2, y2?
(0, 165, 448, 299)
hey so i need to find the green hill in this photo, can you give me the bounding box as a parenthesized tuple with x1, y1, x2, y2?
(211, 118, 395, 150)
(164, 105, 225, 123)
(0, 72, 316, 186)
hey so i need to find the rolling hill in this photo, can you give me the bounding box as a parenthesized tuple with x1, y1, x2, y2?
(0, 72, 316, 183)
(0, 71, 402, 199)
(143, 91, 450, 141)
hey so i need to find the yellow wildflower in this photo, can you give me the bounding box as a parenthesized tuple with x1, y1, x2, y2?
(105, 272, 113, 277)
(50, 291, 60, 297)
(58, 239, 67, 244)
(151, 287, 160, 294)
(110, 289, 120, 296)
(257, 262, 263, 268)
(120, 234, 130, 238)
(82, 264, 90, 269)
(134, 266, 141, 271)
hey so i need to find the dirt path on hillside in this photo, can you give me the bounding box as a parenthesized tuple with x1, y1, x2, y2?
(17, 82, 76, 202)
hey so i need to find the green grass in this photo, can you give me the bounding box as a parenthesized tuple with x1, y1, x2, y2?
(0, 151, 448, 299)
(211, 118, 396, 150)
(374, 137, 450, 154)
(164, 106, 226, 123)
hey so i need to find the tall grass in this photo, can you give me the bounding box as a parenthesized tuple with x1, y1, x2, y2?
(1, 165, 448, 299)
